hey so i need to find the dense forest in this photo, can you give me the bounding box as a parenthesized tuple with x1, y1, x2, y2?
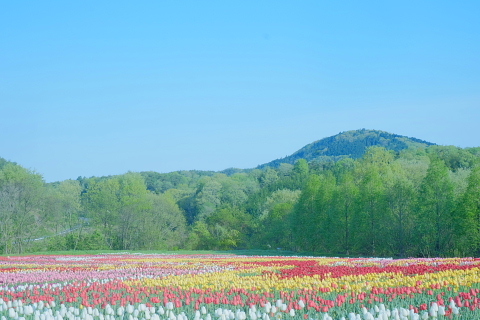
(1, 130, 479, 257)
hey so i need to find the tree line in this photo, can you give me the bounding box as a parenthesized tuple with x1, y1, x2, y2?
(0, 144, 479, 257)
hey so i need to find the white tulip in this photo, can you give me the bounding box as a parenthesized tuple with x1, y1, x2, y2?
(194, 310, 201, 320)
(452, 306, 459, 315)
(8, 308, 17, 318)
(437, 306, 445, 316)
(117, 307, 124, 316)
(298, 300, 305, 309)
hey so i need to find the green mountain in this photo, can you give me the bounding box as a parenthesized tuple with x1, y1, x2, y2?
(257, 129, 435, 169)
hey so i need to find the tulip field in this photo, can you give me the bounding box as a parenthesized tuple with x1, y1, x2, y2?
(1, 254, 480, 320)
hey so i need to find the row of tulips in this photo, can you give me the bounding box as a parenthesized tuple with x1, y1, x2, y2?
(1, 254, 480, 319)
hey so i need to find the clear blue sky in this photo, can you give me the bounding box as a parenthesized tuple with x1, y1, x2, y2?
(1, 1, 479, 182)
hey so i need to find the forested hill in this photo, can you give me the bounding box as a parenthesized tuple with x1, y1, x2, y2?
(258, 129, 435, 169)
(2, 130, 480, 257)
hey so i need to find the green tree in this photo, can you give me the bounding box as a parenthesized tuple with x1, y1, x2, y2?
(195, 176, 222, 221)
(334, 171, 358, 255)
(83, 177, 121, 249)
(45, 180, 83, 233)
(415, 157, 455, 256)
(256, 189, 301, 249)
(311, 173, 338, 254)
(259, 168, 279, 187)
(278, 163, 294, 177)
(291, 175, 321, 252)
(188, 220, 214, 250)
(454, 166, 480, 255)
(0, 163, 45, 254)
(386, 168, 416, 257)
(353, 147, 393, 256)
(204, 207, 254, 250)
(116, 173, 151, 250)
(427, 145, 478, 171)
(293, 159, 309, 181)
(138, 193, 187, 250)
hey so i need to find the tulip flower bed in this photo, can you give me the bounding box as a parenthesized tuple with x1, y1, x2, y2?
(1, 254, 480, 320)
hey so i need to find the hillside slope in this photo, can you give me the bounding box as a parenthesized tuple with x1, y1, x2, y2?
(257, 129, 435, 168)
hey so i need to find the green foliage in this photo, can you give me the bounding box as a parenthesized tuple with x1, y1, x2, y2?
(189, 207, 254, 250)
(81, 173, 188, 251)
(258, 129, 434, 169)
(427, 145, 479, 171)
(291, 174, 322, 251)
(454, 166, 480, 256)
(44, 180, 82, 233)
(285, 145, 480, 257)
(140, 193, 188, 250)
(188, 221, 214, 250)
(254, 189, 300, 249)
(0, 157, 16, 170)
(67, 231, 108, 250)
(352, 147, 393, 256)
(0, 164, 45, 254)
(415, 157, 455, 256)
(1, 129, 480, 257)
(334, 170, 358, 255)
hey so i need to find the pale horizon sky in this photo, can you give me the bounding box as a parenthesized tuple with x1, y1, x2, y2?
(1, 1, 479, 182)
